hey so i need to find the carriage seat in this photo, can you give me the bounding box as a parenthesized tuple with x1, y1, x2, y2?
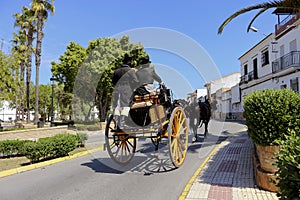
(130, 92, 159, 109)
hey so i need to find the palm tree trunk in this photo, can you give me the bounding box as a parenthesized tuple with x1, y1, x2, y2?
(26, 27, 34, 123)
(34, 10, 43, 124)
(20, 60, 25, 121)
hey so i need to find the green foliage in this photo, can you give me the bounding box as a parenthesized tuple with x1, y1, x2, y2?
(243, 88, 300, 145)
(48, 134, 77, 158)
(21, 134, 78, 162)
(0, 51, 19, 100)
(76, 124, 99, 131)
(218, 0, 300, 34)
(275, 130, 300, 199)
(52, 35, 147, 122)
(76, 132, 88, 147)
(0, 140, 31, 157)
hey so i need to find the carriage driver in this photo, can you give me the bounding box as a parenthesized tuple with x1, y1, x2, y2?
(135, 56, 164, 95)
(112, 54, 139, 129)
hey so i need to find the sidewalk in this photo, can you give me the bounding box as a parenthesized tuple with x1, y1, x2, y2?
(183, 131, 279, 200)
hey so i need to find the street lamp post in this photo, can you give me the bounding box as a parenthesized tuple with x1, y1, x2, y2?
(50, 75, 57, 127)
(250, 26, 278, 53)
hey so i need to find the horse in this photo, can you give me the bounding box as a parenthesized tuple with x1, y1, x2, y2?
(183, 95, 211, 141)
(198, 97, 211, 138)
(176, 95, 200, 142)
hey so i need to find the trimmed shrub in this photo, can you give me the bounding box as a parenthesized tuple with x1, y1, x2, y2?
(21, 134, 78, 162)
(22, 141, 45, 162)
(0, 140, 31, 157)
(76, 124, 99, 131)
(275, 130, 300, 199)
(243, 88, 300, 146)
(76, 132, 88, 147)
(48, 134, 77, 158)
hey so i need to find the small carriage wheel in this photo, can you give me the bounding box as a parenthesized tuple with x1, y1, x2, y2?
(105, 114, 136, 165)
(168, 107, 189, 168)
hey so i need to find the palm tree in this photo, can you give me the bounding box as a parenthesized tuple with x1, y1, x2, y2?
(14, 6, 36, 123)
(31, 0, 55, 124)
(11, 30, 28, 121)
(218, 0, 300, 34)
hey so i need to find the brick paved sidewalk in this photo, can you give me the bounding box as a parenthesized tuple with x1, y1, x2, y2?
(185, 131, 278, 200)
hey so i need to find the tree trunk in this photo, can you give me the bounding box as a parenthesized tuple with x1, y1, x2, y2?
(34, 10, 43, 124)
(20, 60, 25, 121)
(26, 26, 34, 123)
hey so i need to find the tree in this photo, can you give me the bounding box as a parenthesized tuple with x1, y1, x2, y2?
(218, 0, 300, 34)
(51, 42, 87, 119)
(0, 52, 18, 100)
(13, 6, 36, 122)
(52, 36, 147, 122)
(11, 30, 27, 120)
(79, 36, 147, 121)
(31, 0, 55, 124)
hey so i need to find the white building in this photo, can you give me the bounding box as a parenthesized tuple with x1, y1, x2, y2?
(239, 9, 300, 104)
(205, 72, 241, 119)
(0, 101, 16, 122)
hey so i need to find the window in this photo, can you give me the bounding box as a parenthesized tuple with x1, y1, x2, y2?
(280, 84, 287, 89)
(289, 39, 297, 52)
(253, 58, 258, 79)
(290, 78, 299, 93)
(261, 49, 269, 66)
(243, 64, 248, 75)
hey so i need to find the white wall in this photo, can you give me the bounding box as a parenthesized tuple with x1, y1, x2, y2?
(0, 101, 16, 122)
(231, 84, 240, 104)
(209, 72, 241, 94)
(239, 34, 275, 79)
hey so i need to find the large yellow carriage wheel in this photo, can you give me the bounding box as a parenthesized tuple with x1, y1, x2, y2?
(168, 107, 189, 167)
(105, 114, 136, 165)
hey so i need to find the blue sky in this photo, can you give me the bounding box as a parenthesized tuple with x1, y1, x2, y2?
(0, 0, 277, 98)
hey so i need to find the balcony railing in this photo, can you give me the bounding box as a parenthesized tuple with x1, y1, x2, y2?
(272, 51, 300, 73)
(278, 14, 295, 28)
(240, 71, 256, 85)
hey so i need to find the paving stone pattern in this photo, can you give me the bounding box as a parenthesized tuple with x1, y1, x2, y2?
(185, 132, 279, 200)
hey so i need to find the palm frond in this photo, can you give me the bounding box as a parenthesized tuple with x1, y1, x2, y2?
(217, 1, 283, 34)
(246, 7, 269, 32)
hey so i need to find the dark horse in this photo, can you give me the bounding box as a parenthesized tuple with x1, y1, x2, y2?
(180, 95, 211, 141)
(198, 97, 211, 138)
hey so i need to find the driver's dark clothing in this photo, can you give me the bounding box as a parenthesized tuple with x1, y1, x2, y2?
(112, 64, 138, 107)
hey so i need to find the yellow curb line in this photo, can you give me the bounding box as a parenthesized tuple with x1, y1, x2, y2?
(0, 146, 104, 179)
(178, 143, 222, 200)
(178, 130, 245, 200)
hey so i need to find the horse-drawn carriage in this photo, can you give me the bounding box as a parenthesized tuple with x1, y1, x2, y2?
(105, 85, 189, 168)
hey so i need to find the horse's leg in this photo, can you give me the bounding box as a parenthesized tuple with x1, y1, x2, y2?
(204, 120, 208, 138)
(191, 117, 197, 142)
(193, 119, 198, 141)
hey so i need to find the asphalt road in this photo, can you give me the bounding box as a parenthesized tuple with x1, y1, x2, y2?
(0, 120, 246, 200)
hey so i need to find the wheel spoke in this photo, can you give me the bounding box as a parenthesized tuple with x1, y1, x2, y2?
(168, 107, 188, 167)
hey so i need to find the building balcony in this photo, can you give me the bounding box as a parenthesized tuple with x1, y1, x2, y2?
(274, 12, 300, 39)
(272, 51, 300, 73)
(240, 71, 257, 85)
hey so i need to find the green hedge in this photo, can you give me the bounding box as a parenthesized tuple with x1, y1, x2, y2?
(0, 133, 85, 163)
(243, 88, 300, 146)
(76, 124, 99, 131)
(275, 130, 300, 199)
(0, 140, 31, 157)
(23, 134, 78, 162)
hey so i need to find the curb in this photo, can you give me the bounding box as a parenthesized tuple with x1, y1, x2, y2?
(178, 143, 221, 200)
(0, 146, 104, 179)
(178, 128, 247, 200)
